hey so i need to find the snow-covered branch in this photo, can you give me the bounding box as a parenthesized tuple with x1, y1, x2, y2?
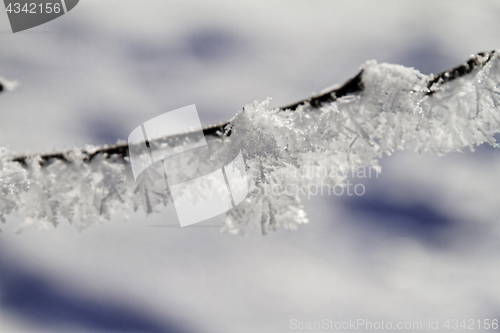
(1, 50, 499, 234)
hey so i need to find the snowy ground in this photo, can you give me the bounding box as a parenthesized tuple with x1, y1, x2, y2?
(1, 1, 500, 332)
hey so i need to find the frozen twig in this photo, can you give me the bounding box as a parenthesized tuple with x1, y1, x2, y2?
(8, 50, 497, 167)
(1, 50, 499, 233)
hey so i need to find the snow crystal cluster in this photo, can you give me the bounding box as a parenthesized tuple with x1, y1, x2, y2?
(1, 52, 499, 234)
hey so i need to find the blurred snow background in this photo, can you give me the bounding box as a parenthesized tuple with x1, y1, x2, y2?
(1, 0, 500, 332)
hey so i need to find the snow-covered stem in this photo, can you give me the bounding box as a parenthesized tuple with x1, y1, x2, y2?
(1, 50, 499, 234)
(9, 50, 497, 167)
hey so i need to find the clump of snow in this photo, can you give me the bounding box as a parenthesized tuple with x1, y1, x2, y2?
(1, 53, 499, 234)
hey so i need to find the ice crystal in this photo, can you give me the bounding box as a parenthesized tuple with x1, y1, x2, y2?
(1, 53, 499, 234)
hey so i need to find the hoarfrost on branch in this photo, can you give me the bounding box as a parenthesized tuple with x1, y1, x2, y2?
(1, 52, 499, 234)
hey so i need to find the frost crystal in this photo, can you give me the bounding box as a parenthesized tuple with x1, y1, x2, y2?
(1, 53, 500, 234)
